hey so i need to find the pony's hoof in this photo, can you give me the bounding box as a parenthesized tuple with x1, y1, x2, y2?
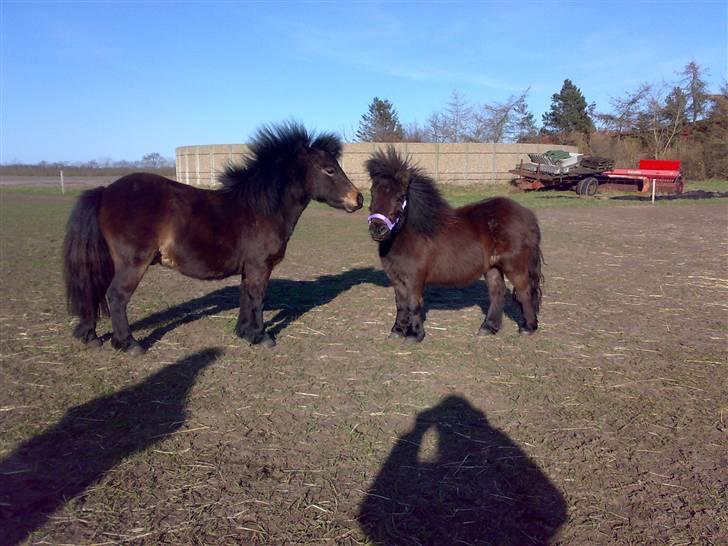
(126, 342, 147, 356)
(85, 337, 103, 349)
(403, 335, 421, 344)
(388, 331, 405, 340)
(259, 336, 276, 348)
(519, 326, 537, 335)
(251, 333, 276, 348)
(478, 324, 499, 336)
(111, 338, 146, 356)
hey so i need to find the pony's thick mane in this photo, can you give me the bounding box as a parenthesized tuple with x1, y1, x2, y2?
(218, 122, 343, 216)
(366, 147, 453, 237)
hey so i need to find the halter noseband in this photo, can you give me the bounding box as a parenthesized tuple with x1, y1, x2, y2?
(368, 199, 407, 232)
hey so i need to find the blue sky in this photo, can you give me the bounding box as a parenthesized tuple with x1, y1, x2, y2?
(1, 1, 726, 163)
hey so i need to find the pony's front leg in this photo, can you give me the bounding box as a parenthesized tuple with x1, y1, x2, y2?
(389, 285, 411, 339)
(236, 266, 275, 347)
(405, 288, 426, 342)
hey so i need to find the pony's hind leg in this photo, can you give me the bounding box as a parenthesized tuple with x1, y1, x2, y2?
(106, 265, 148, 356)
(73, 319, 102, 348)
(509, 271, 538, 334)
(479, 267, 506, 335)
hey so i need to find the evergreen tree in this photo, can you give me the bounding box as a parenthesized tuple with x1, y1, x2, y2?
(542, 79, 594, 140)
(512, 94, 539, 141)
(701, 82, 728, 178)
(680, 61, 709, 123)
(356, 97, 404, 142)
(663, 86, 688, 130)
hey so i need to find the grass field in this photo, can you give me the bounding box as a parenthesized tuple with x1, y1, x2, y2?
(0, 180, 726, 544)
(3, 176, 728, 202)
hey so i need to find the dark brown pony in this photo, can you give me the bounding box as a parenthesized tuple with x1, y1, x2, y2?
(63, 122, 363, 355)
(366, 147, 543, 342)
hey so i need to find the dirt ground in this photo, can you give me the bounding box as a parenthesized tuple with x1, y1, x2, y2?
(0, 188, 726, 545)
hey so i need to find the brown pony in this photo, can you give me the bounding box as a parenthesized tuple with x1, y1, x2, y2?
(63, 122, 363, 355)
(366, 147, 543, 342)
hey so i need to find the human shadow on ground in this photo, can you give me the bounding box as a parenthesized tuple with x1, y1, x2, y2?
(122, 267, 523, 349)
(359, 396, 567, 545)
(0, 348, 221, 546)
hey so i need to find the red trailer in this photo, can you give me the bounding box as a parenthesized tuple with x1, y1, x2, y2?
(601, 160, 684, 195)
(510, 158, 684, 196)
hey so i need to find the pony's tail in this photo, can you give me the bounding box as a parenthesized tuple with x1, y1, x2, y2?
(63, 187, 114, 324)
(528, 245, 544, 316)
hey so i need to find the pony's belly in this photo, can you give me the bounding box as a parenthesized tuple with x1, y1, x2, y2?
(158, 246, 239, 280)
(426, 265, 483, 287)
(426, 243, 484, 286)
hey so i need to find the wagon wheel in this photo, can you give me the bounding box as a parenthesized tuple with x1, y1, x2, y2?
(575, 179, 586, 195)
(674, 175, 684, 194)
(579, 177, 599, 197)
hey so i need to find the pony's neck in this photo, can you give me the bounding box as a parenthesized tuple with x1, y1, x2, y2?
(399, 179, 452, 237)
(278, 181, 311, 240)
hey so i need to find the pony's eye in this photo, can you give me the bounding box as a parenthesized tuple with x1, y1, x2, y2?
(324, 167, 335, 176)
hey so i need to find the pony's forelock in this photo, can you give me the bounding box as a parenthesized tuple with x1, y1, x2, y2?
(365, 146, 414, 189)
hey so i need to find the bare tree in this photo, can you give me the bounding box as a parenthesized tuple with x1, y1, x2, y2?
(142, 152, 165, 168)
(597, 83, 652, 137)
(402, 121, 430, 142)
(472, 89, 535, 142)
(422, 90, 475, 143)
(638, 84, 687, 159)
(426, 111, 450, 143)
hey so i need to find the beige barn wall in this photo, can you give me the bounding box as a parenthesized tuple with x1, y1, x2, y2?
(176, 142, 578, 188)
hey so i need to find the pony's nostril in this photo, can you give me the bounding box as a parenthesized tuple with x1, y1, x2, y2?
(356, 193, 364, 208)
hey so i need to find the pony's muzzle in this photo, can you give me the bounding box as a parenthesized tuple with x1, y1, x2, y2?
(368, 220, 390, 241)
(344, 192, 364, 212)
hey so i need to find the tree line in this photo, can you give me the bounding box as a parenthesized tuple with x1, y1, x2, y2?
(0, 153, 176, 177)
(355, 61, 727, 178)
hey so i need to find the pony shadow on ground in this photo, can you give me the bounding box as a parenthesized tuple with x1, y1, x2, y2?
(125, 267, 390, 349)
(0, 348, 221, 546)
(610, 190, 728, 201)
(359, 396, 567, 545)
(425, 282, 524, 330)
(125, 267, 522, 349)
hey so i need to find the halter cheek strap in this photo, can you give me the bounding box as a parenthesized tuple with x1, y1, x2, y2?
(367, 199, 407, 232)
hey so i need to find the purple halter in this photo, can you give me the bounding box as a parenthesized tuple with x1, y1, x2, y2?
(368, 199, 407, 232)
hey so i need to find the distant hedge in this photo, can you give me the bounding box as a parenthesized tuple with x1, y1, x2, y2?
(0, 165, 176, 177)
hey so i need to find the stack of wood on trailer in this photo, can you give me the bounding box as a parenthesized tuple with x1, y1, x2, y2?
(580, 156, 615, 171)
